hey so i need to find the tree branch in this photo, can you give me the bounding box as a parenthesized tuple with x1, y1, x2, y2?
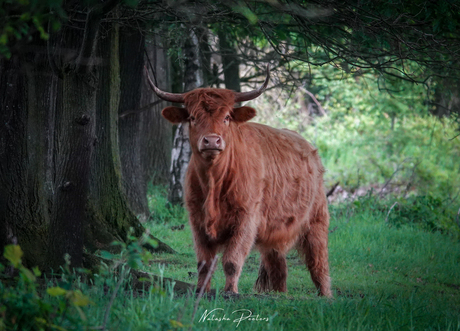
(75, 0, 120, 73)
(299, 86, 327, 116)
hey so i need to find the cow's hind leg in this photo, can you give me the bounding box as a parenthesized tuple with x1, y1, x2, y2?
(254, 261, 270, 292)
(298, 201, 332, 297)
(254, 249, 287, 292)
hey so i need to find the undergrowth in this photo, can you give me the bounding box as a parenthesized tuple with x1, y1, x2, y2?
(311, 115, 459, 200)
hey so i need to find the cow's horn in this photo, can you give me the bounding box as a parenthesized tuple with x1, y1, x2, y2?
(145, 67, 185, 103)
(234, 64, 270, 103)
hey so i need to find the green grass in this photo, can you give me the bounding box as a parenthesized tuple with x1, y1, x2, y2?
(128, 191, 460, 331)
(3, 190, 459, 330)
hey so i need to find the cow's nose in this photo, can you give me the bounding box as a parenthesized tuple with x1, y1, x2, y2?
(202, 135, 222, 149)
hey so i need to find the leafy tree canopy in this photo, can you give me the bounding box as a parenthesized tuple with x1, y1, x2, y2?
(128, 0, 460, 83)
(3, 0, 460, 84)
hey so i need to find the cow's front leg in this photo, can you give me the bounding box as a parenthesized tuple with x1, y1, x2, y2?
(196, 251, 217, 293)
(192, 227, 218, 293)
(222, 218, 257, 293)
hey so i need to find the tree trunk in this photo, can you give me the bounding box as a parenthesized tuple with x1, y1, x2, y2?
(218, 30, 241, 92)
(168, 29, 204, 205)
(49, 12, 98, 266)
(432, 79, 460, 118)
(197, 27, 213, 88)
(0, 44, 59, 269)
(86, 23, 144, 254)
(0, 8, 175, 269)
(118, 27, 150, 222)
(141, 36, 172, 187)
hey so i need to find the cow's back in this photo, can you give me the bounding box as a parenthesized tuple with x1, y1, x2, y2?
(242, 123, 326, 251)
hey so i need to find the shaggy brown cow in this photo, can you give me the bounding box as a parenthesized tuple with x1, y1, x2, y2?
(147, 67, 331, 297)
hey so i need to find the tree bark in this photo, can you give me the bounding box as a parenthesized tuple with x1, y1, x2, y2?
(118, 27, 150, 222)
(432, 79, 460, 118)
(0, 48, 56, 269)
(49, 13, 97, 267)
(141, 36, 172, 187)
(218, 30, 241, 92)
(86, 23, 174, 255)
(197, 27, 213, 88)
(86, 23, 143, 253)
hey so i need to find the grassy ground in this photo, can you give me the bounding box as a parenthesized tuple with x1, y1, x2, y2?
(113, 190, 460, 331)
(2, 190, 459, 330)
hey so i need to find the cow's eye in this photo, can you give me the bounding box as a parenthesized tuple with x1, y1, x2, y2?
(190, 116, 195, 121)
(224, 115, 230, 122)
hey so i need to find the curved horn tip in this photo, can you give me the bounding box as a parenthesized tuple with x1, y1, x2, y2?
(233, 64, 271, 103)
(263, 64, 270, 87)
(144, 67, 186, 103)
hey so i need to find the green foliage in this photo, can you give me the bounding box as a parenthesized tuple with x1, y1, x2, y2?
(99, 228, 158, 269)
(308, 113, 460, 198)
(255, 62, 460, 201)
(386, 195, 460, 237)
(0, 232, 177, 330)
(329, 193, 460, 239)
(147, 184, 188, 226)
(0, 0, 65, 58)
(0, 246, 90, 330)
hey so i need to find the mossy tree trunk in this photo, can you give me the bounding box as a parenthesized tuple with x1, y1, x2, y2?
(86, 23, 145, 255)
(0, 3, 175, 270)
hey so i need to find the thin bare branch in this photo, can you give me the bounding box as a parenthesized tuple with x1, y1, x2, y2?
(298, 86, 327, 116)
(385, 202, 398, 223)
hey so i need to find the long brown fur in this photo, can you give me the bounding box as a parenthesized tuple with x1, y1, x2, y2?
(161, 88, 332, 297)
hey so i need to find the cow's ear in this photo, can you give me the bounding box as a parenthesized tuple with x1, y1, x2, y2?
(161, 106, 189, 124)
(232, 106, 256, 122)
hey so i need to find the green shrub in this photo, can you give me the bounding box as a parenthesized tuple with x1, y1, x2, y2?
(0, 246, 90, 331)
(386, 195, 460, 237)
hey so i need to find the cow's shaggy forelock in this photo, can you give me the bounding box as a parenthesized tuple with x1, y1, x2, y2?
(184, 88, 235, 116)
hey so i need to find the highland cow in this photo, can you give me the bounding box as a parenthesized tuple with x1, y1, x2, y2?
(147, 67, 331, 297)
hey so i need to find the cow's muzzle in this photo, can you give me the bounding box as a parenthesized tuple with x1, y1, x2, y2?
(199, 134, 225, 156)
